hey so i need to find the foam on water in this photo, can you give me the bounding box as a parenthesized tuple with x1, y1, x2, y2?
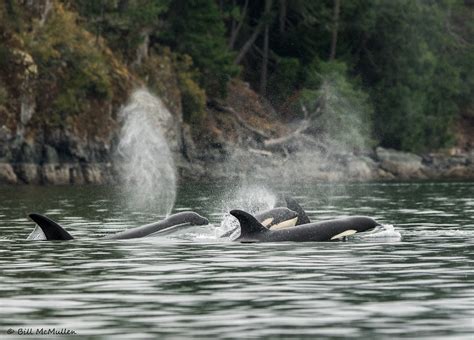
(353, 224, 402, 242)
(115, 89, 176, 215)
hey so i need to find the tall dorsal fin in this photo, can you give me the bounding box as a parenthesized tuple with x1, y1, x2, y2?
(284, 196, 311, 225)
(229, 210, 268, 238)
(28, 214, 74, 240)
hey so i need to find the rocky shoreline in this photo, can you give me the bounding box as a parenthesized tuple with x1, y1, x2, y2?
(1, 146, 473, 185)
(180, 146, 474, 182)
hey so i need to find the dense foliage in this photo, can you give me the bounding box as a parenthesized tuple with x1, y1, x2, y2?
(71, 0, 474, 151)
(2, 0, 472, 152)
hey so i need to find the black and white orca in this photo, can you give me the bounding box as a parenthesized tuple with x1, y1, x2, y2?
(27, 212, 209, 241)
(220, 195, 312, 239)
(229, 209, 381, 243)
(219, 207, 299, 238)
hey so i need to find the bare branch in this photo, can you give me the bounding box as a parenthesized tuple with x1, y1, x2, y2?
(263, 119, 310, 148)
(210, 100, 271, 139)
(234, 21, 265, 64)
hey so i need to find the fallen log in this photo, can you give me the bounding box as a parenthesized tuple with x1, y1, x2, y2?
(263, 119, 310, 148)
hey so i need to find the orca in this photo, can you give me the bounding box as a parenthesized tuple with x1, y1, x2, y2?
(244, 207, 299, 230)
(219, 207, 298, 238)
(219, 196, 311, 239)
(229, 209, 381, 243)
(27, 212, 209, 241)
(284, 196, 311, 225)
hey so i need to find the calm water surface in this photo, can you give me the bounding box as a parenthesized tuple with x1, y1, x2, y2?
(0, 181, 473, 339)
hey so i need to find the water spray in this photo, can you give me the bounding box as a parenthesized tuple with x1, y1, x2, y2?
(115, 89, 177, 215)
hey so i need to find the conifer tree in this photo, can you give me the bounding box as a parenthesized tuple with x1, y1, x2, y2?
(165, 0, 239, 97)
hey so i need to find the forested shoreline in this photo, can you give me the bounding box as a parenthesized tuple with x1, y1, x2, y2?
(0, 0, 473, 184)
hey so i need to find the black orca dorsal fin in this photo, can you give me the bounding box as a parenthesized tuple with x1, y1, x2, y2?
(284, 196, 311, 225)
(28, 214, 74, 240)
(229, 210, 268, 238)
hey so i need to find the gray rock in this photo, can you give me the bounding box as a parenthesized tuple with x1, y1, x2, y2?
(0, 163, 18, 184)
(20, 94, 35, 126)
(181, 123, 198, 160)
(376, 147, 425, 179)
(18, 142, 41, 163)
(441, 164, 474, 179)
(346, 157, 376, 181)
(16, 163, 40, 184)
(83, 164, 104, 184)
(377, 168, 396, 180)
(0, 146, 12, 162)
(0, 125, 12, 141)
(69, 164, 85, 184)
(71, 142, 89, 162)
(64, 131, 89, 162)
(42, 164, 70, 185)
(43, 145, 59, 164)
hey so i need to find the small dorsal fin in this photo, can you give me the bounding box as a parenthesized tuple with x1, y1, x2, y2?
(28, 214, 74, 241)
(229, 210, 268, 238)
(284, 196, 311, 225)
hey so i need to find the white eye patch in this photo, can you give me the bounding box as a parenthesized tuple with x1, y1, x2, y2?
(269, 217, 298, 230)
(261, 217, 274, 227)
(330, 229, 357, 240)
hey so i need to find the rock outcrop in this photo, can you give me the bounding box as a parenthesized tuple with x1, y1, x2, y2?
(375, 147, 426, 179)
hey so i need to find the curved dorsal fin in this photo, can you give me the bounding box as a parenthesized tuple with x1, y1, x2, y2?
(284, 196, 311, 225)
(229, 210, 268, 238)
(28, 214, 74, 240)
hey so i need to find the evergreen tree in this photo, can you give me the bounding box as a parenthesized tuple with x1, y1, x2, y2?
(350, 0, 463, 151)
(73, 0, 169, 63)
(164, 0, 239, 97)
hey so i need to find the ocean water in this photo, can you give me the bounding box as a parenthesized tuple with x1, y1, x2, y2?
(0, 181, 473, 339)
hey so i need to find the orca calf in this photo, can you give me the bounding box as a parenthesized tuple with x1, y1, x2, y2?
(27, 212, 209, 241)
(284, 196, 311, 225)
(219, 207, 298, 238)
(229, 209, 381, 243)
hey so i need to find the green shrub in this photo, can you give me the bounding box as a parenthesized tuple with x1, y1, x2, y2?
(175, 55, 207, 124)
(267, 57, 301, 104)
(23, 3, 114, 120)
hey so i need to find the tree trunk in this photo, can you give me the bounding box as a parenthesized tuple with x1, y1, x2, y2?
(96, 0, 105, 45)
(228, 0, 249, 49)
(134, 29, 151, 67)
(279, 0, 286, 33)
(259, 0, 273, 95)
(234, 21, 264, 64)
(329, 0, 340, 60)
(260, 25, 270, 95)
(39, 0, 52, 27)
(229, 0, 237, 44)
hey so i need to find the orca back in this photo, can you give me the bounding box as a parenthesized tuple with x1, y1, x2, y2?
(285, 196, 311, 225)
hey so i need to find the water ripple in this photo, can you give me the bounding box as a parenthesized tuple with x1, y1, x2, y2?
(0, 182, 473, 338)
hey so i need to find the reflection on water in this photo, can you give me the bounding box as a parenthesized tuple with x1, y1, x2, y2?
(0, 181, 473, 338)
